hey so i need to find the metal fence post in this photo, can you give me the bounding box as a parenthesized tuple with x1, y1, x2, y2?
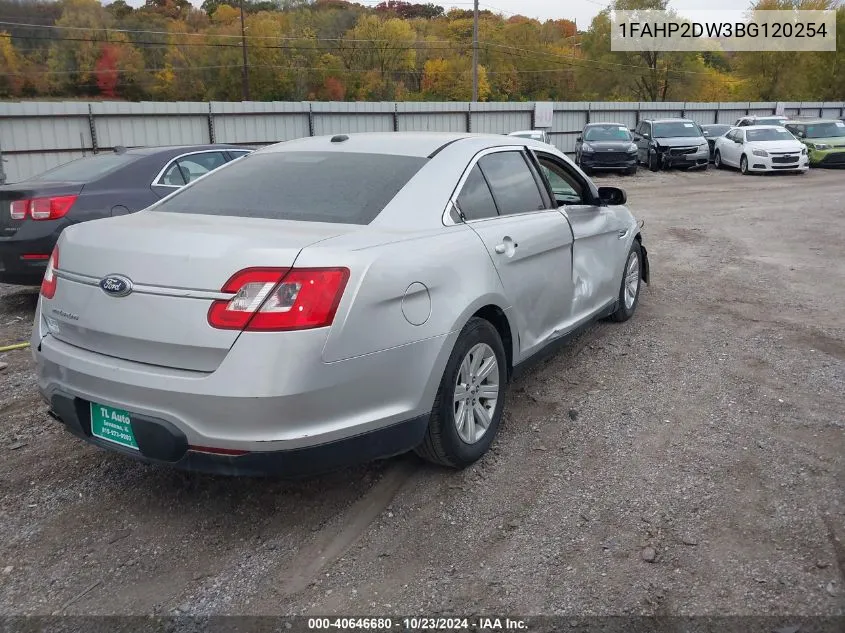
(0, 138, 6, 185)
(466, 103, 472, 133)
(308, 102, 315, 137)
(207, 103, 216, 143)
(393, 103, 399, 132)
(88, 103, 98, 153)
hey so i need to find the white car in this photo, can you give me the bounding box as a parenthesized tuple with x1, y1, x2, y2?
(713, 125, 809, 174)
(508, 130, 552, 145)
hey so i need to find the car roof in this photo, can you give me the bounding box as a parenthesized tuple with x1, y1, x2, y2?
(742, 125, 789, 130)
(783, 118, 834, 124)
(257, 132, 546, 158)
(642, 118, 696, 123)
(584, 122, 628, 127)
(701, 123, 731, 127)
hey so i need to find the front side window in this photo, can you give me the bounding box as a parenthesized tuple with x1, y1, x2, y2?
(536, 154, 584, 206)
(477, 152, 546, 216)
(153, 151, 428, 225)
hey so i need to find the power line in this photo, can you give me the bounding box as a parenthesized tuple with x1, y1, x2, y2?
(0, 32, 470, 52)
(0, 19, 461, 43)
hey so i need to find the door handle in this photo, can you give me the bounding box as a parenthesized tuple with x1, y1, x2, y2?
(494, 236, 518, 254)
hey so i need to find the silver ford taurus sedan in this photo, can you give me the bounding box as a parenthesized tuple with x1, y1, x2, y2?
(31, 132, 650, 477)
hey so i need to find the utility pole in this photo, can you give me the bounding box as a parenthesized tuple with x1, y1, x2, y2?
(472, 0, 479, 102)
(240, 0, 250, 101)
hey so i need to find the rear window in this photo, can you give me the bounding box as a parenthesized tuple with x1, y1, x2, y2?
(28, 153, 138, 182)
(152, 151, 428, 225)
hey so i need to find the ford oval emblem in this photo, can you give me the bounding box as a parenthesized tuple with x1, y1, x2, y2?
(99, 275, 133, 297)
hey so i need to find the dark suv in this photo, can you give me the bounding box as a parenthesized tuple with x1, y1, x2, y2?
(632, 119, 709, 171)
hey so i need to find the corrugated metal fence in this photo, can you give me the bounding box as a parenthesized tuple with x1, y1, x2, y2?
(1, 100, 843, 183)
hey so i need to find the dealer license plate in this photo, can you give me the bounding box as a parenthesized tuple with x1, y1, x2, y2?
(90, 402, 139, 450)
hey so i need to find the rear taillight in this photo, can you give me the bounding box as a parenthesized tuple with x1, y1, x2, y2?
(10, 200, 28, 220)
(8, 195, 77, 221)
(207, 267, 350, 332)
(40, 247, 59, 299)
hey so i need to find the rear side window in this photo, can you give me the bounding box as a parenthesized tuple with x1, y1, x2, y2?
(28, 153, 138, 182)
(456, 165, 498, 221)
(158, 152, 228, 186)
(152, 152, 428, 225)
(478, 152, 545, 216)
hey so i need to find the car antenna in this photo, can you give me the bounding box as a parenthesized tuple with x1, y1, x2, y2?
(330, 135, 349, 143)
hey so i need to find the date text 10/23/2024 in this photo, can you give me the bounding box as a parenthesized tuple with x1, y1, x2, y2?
(306, 618, 529, 631)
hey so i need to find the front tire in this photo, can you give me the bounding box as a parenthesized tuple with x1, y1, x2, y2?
(648, 151, 660, 172)
(740, 154, 749, 175)
(626, 165, 638, 175)
(714, 150, 723, 169)
(415, 317, 506, 468)
(609, 241, 643, 323)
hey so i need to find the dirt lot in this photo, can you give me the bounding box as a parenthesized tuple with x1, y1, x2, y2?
(0, 166, 843, 619)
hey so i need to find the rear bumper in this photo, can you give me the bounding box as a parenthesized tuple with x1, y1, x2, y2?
(0, 232, 57, 285)
(33, 326, 456, 475)
(48, 392, 429, 477)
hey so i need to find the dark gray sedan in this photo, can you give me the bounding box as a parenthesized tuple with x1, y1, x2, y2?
(0, 144, 251, 285)
(701, 124, 732, 161)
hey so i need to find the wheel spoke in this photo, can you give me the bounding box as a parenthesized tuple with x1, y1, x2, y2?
(454, 400, 467, 434)
(473, 402, 492, 431)
(463, 404, 476, 441)
(469, 347, 484, 375)
(476, 356, 497, 383)
(478, 384, 499, 400)
(454, 384, 471, 403)
(459, 355, 471, 384)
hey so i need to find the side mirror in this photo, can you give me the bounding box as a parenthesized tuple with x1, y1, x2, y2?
(703, 130, 710, 137)
(642, 133, 650, 139)
(598, 186, 626, 206)
(576, 135, 583, 142)
(734, 137, 743, 144)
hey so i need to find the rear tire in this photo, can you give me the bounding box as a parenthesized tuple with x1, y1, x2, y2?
(609, 241, 643, 323)
(415, 317, 507, 468)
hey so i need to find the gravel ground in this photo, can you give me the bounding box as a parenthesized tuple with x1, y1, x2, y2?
(0, 167, 843, 619)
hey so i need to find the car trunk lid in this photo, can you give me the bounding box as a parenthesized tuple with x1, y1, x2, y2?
(43, 211, 355, 371)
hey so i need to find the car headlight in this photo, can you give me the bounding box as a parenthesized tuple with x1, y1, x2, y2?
(812, 143, 831, 150)
(582, 143, 595, 153)
(699, 144, 708, 152)
(627, 143, 638, 153)
(801, 147, 808, 155)
(752, 149, 769, 157)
